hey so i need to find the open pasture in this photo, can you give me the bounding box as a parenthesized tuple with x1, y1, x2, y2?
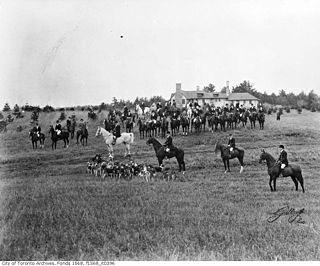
(0, 110, 320, 260)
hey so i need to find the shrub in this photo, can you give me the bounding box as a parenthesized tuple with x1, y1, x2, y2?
(15, 112, 24, 119)
(3, 103, 11, 112)
(297, 107, 302, 114)
(6, 114, 14, 123)
(43, 105, 55, 112)
(16, 125, 24, 132)
(59, 112, 66, 121)
(285, 107, 291, 113)
(88, 111, 97, 120)
(13, 104, 20, 114)
(31, 111, 39, 123)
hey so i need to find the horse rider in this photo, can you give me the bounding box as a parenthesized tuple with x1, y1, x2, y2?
(141, 102, 145, 114)
(227, 133, 236, 158)
(55, 120, 62, 135)
(163, 131, 174, 157)
(277, 145, 288, 177)
(150, 110, 157, 121)
(66, 116, 72, 128)
(79, 118, 87, 131)
(123, 105, 129, 118)
(33, 122, 41, 137)
(112, 120, 121, 145)
(172, 99, 177, 108)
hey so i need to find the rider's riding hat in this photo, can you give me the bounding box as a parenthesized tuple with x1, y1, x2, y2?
(279, 145, 284, 149)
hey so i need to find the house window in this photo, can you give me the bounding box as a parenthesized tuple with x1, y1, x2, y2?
(249, 100, 252, 104)
(182, 99, 186, 105)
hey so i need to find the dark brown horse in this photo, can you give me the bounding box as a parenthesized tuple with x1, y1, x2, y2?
(259, 150, 305, 192)
(49, 126, 69, 149)
(76, 127, 88, 146)
(29, 131, 45, 149)
(146, 137, 185, 172)
(214, 142, 244, 173)
(257, 112, 265, 129)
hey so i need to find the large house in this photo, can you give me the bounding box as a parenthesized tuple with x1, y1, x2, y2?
(170, 83, 260, 109)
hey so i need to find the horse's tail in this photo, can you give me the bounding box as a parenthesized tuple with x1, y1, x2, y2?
(130, 132, 134, 143)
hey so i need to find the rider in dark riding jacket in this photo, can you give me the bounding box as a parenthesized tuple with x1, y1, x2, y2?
(163, 131, 174, 156)
(227, 133, 236, 158)
(33, 123, 41, 137)
(277, 144, 288, 176)
(112, 120, 121, 145)
(55, 120, 62, 135)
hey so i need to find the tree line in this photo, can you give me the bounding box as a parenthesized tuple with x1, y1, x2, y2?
(2, 81, 320, 113)
(206, 80, 320, 112)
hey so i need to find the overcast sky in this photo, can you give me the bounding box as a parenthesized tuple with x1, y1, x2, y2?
(1, 0, 320, 107)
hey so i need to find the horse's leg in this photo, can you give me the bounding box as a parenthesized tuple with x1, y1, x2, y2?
(295, 172, 305, 193)
(238, 154, 244, 173)
(273, 177, 277, 192)
(223, 159, 227, 173)
(269, 176, 273, 191)
(290, 176, 299, 191)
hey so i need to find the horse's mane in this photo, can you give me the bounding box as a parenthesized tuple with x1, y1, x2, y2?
(150, 137, 162, 147)
(99, 126, 111, 135)
(262, 152, 276, 163)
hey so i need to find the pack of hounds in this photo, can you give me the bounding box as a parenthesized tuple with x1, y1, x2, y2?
(86, 154, 185, 182)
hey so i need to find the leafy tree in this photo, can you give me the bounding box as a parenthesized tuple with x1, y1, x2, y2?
(307, 90, 319, 111)
(3, 103, 10, 112)
(43, 105, 55, 112)
(59, 112, 66, 121)
(31, 111, 39, 123)
(204, 83, 215, 93)
(13, 104, 20, 114)
(98, 102, 108, 112)
(232, 80, 256, 94)
(220, 86, 227, 93)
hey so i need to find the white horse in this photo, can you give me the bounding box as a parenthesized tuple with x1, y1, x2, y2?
(95, 126, 134, 158)
(135, 104, 150, 118)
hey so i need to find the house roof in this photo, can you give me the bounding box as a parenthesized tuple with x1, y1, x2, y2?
(227, 93, 260, 101)
(170, 90, 260, 101)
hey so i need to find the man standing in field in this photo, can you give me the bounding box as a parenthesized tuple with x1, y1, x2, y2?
(227, 133, 236, 158)
(277, 145, 288, 177)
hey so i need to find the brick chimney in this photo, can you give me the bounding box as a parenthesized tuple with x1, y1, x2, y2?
(175, 83, 182, 108)
(226, 81, 230, 97)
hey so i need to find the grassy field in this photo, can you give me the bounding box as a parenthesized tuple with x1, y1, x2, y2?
(0, 110, 320, 260)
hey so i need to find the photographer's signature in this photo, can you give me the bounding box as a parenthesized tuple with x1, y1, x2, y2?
(267, 205, 306, 224)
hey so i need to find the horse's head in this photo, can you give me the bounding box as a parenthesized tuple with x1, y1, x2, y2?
(214, 141, 220, 154)
(259, 149, 267, 163)
(146, 138, 153, 146)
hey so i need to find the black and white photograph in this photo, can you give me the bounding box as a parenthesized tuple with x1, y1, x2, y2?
(0, 0, 320, 261)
